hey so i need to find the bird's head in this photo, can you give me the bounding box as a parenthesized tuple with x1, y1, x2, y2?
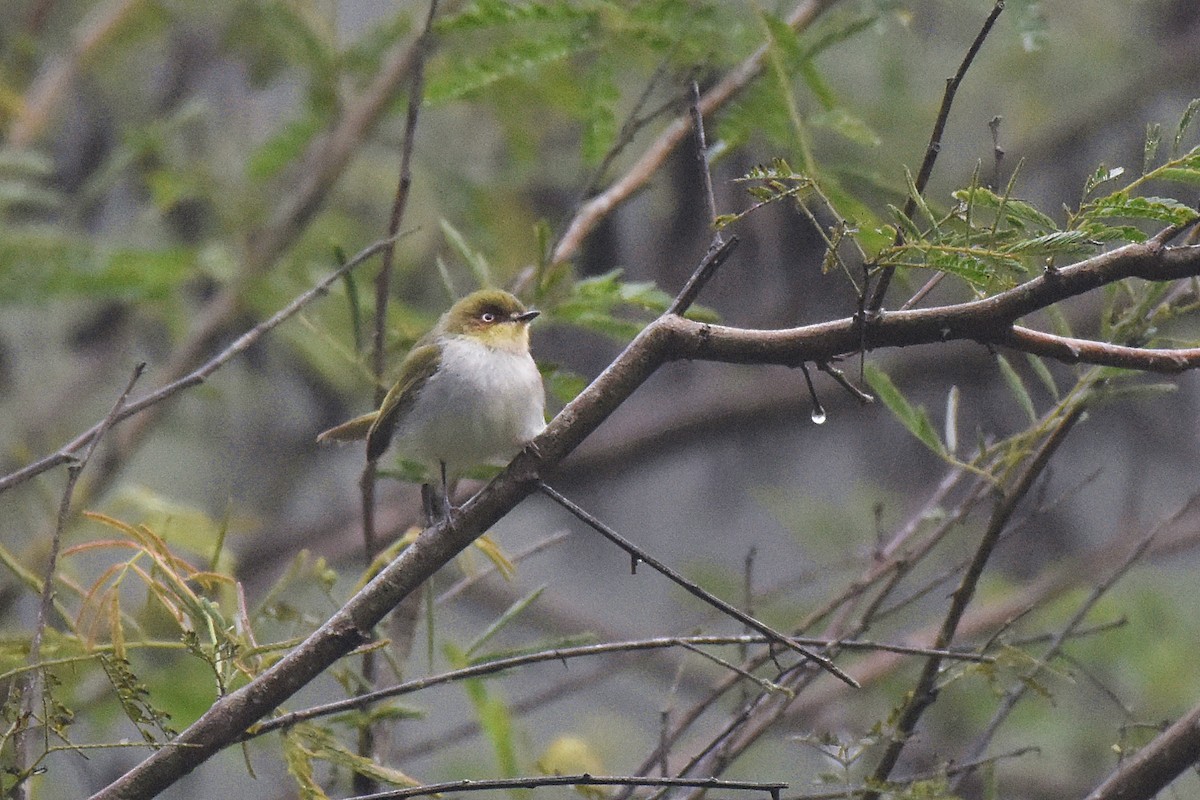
(440, 289, 540, 353)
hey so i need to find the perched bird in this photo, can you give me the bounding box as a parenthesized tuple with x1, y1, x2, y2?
(318, 289, 546, 517)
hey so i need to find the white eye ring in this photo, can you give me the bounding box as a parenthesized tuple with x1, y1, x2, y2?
(481, 312, 497, 323)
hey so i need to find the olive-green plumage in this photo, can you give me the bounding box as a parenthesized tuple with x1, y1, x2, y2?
(318, 290, 546, 487)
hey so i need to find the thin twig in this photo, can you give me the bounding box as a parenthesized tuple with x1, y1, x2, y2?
(538, 482, 859, 688)
(781, 746, 1040, 800)
(867, 0, 1005, 312)
(11, 362, 145, 796)
(356, 4, 438, 791)
(950, 490, 1199, 792)
(350, 774, 787, 800)
(668, 236, 740, 316)
(0, 236, 396, 496)
(578, 48, 686, 203)
(816, 361, 874, 404)
(1085, 699, 1200, 800)
(862, 403, 1082, 799)
(614, 465, 980, 799)
(436, 529, 571, 605)
(688, 79, 722, 240)
(663, 80, 738, 317)
(550, 0, 842, 267)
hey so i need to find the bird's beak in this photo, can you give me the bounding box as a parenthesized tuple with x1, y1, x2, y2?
(513, 309, 540, 323)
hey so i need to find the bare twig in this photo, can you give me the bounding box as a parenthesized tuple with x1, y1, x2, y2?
(92, 234, 1200, 799)
(1085, 700, 1200, 800)
(350, 774, 787, 800)
(9, 362, 145, 797)
(668, 235, 740, 316)
(666, 79, 737, 317)
(539, 482, 858, 688)
(867, 0, 1006, 312)
(248, 633, 987, 740)
(550, 0, 844, 267)
(862, 404, 1082, 799)
(950, 490, 1200, 792)
(0, 236, 395, 496)
(688, 79, 722, 239)
(356, 3, 438, 790)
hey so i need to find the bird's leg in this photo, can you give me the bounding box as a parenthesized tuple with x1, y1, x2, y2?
(420, 483, 438, 527)
(439, 461, 457, 524)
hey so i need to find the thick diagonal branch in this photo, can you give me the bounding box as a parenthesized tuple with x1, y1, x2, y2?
(89, 237, 1200, 799)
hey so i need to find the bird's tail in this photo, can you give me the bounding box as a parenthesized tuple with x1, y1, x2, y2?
(316, 411, 378, 444)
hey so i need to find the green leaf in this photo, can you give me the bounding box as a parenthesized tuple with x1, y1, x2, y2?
(1152, 167, 1200, 187)
(995, 354, 1037, 423)
(952, 186, 1059, 231)
(1025, 354, 1060, 402)
(282, 729, 327, 800)
(448, 643, 521, 779)
(1078, 221, 1148, 243)
(466, 586, 545, 658)
(1143, 123, 1162, 174)
(904, 167, 940, 231)
(288, 724, 420, 790)
(246, 114, 323, 181)
(437, 0, 588, 32)
(864, 364, 945, 456)
(798, 58, 837, 111)
(802, 13, 878, 60)
(1000, 230, 1097, 257)
(1083, 193, 1199, 226)
(439, 219, 494, 288)
(579, 62, 619, 165)
(1082, 165, 1125, 199)
(552, 268, 710, 341)
(469, 680, 519, 777)
(888, 204, 923, 242)
(1173, 98, 1200, 156)
(426, 30, 588, 104)
(810, 107, 881, 147)
(331, 702, 425, 729)
(760, 10, 806, 71)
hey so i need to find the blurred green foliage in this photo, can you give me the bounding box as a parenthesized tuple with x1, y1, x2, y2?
(2, 1, 1200, 798)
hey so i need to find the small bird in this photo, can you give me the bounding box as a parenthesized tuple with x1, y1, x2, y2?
(318, 289, 546, 518)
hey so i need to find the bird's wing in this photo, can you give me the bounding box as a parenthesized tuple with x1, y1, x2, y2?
(366, 343, 442, 461)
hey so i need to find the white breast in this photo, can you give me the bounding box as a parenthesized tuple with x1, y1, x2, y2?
(393, 335, 546, 475)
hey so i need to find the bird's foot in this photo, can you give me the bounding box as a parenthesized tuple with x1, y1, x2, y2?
(422, 480, 460, 527)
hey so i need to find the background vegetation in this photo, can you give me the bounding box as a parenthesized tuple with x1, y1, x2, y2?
(2, 1, 1200, 798)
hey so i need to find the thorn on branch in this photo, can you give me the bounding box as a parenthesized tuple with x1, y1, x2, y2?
(818, 361, 874, 405)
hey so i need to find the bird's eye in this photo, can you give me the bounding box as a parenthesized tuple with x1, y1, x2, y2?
(480, 312, 497, 323)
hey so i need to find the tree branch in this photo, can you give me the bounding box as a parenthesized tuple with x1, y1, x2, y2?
(550, 0, 843, 266)
(863, 406, 1083, 798)
(0, 237, 396, 496)
(353, 774, 787, 800)
(671, 242, 1200, 372)
(1084, 699, 1200, 800)
(92, 236, 1200, 798)
(867, 0, 1006, 311)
